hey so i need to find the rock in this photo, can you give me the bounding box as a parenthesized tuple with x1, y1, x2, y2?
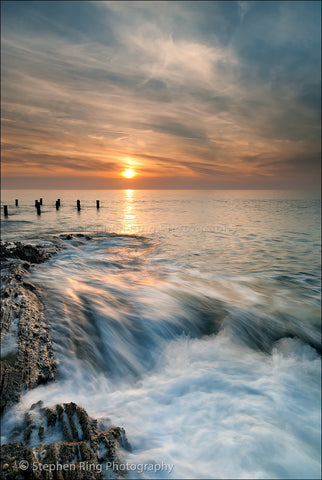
(59, 234, 73, 240)
(1, 240, 133, 479)
(0, 242, 58, 264)
(38, 426, 44, 441)
(45, 407, 58, 427)
(0, 245, 58, 414)
(1, 403, 131, 479)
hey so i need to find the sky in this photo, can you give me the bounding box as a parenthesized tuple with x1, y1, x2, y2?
(1, 0, 321, 189)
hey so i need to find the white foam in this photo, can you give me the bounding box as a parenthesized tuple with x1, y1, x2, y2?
(1, 236, 320, 479)
(2, 334, 319, 479)
(1, 318, 19, 358)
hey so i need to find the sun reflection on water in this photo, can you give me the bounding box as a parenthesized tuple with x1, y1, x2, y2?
(123, 189, 135, 232)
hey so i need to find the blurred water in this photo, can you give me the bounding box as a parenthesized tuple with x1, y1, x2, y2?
(1, 190, 321, 479)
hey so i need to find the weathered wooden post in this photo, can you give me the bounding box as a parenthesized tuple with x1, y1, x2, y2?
(4, 205, 8, 217)
(15, 199, 19, 206)
(56, 200, 60, 210)
(39, 198, 43, 205)
(77, 200, 81, 211)
(96, 200, 100, 209)
(36, 203, 41, 215)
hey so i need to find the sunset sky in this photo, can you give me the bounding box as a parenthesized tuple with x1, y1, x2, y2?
(1, 1, 321, 189)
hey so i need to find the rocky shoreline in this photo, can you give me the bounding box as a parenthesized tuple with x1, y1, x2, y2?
(1, 401, 131, 479)
(1, 241, 59, 414)
(1, 239, 131, 479)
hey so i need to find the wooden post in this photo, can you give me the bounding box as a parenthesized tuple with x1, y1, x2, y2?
(39, 198, 43, 205)
(4, 205, 8, 217)
(36, 203, 41, 215)
(56, 200, 60, 210)
(96, 200, 100, 209)
(57, 199, 61, 207)
(15, 199, 19, 206)
(77, 200, 81, 211)
(35, 200, 38, 207)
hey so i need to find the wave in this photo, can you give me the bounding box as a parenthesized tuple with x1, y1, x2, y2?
(1, 234, 320, 478)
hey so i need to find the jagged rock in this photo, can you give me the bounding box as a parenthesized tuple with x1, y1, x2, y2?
(1, 403, 131, 479)
(60, 234, 73, 240)
(1, 243, 58, 413)
(0, 242, 58, 264)
(45, 407, 58, 427)
(58, 234, 92, 241)
(1, 240, 133, 479)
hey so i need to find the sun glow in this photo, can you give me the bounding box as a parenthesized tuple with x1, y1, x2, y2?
(121, 168, 136, 179)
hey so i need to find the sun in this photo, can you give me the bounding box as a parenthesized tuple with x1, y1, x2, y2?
(121, 168, 136, 179)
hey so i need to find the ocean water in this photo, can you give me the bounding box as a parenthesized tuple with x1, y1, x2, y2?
(1, 189, 321, 479)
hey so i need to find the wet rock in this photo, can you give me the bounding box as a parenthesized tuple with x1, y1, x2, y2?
(0, 442, 38, 479)
(1, 245, 58, 414)
(59, 234, 73, 240)
(1, 239, 131, 479)
(38, 426, 44, 441)
(1, 403, 131, 479)
(23, 413, 34, 443)
(0, 242, 58, 264)
(45, 407, 58, 427)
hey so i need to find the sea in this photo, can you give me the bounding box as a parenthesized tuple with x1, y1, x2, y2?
(1, 189, 321, 479)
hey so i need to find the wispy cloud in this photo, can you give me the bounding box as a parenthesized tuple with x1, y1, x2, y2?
(1, 0, 320, 188)
(237, 1, 251, 22)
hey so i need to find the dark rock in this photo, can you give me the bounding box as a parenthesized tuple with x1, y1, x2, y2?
(1, 403, 131, 479)
(1, 239, 132, 479)
(0, 242, 58, 264)
(46, 408, 58, 427)
(23, 413, 34, 443)
(1, 253, 57, 414)
(38, 425, 44, 441)
(31, 400, 44, 410)
(22, 281, 37, 292)
(59, 234, 73, 240)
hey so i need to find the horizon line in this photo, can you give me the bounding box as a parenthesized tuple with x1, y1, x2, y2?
(2, 187, 321, 192)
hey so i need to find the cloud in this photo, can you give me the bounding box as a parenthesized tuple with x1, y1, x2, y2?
(1, 0, 320, 188)
(237, 1, 251, 22)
